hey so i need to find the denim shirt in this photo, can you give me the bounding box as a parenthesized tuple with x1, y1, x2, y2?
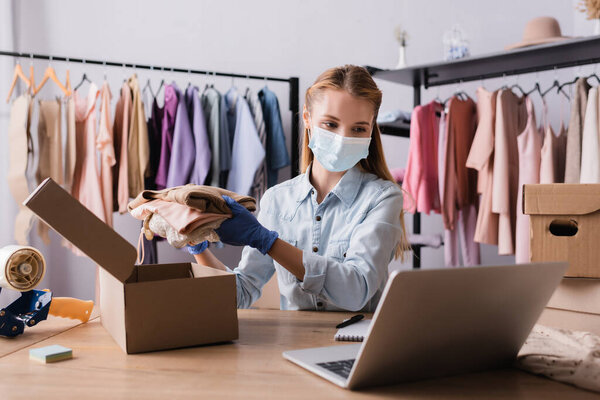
(228, 163, 404, 312)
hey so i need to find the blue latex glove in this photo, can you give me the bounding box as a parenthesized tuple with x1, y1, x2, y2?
(216, 195, 278, 255)
(187, 241, 209, 255)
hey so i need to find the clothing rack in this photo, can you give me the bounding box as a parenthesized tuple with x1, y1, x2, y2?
(368, 35, 600, 268)
(0, 49, 301, 177)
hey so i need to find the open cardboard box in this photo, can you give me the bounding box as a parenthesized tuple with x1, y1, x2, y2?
(524, 184, 600, 278)
(24, 178, 238, 354)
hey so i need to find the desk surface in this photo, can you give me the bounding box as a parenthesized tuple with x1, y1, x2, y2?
(0, 309, 596, 399)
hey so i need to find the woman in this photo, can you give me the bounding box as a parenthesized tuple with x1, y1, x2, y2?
(189, 65, 410, 312)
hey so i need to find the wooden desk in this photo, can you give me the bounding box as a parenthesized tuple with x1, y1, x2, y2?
(0, 309, 596, 399)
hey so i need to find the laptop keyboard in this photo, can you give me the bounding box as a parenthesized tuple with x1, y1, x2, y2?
(317, 359, 355, 379)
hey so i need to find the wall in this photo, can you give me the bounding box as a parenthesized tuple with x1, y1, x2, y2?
(1, 0, 596, 300)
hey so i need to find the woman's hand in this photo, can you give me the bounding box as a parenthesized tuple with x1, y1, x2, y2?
(216, 195, 279, 254)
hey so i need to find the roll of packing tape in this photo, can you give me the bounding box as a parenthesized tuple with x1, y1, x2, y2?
(0, 245, 46, 291)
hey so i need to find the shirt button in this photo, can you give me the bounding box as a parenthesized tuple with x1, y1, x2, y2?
(311, 189, 315, 195)
(312, 246, 318, 253)
(316, 301, 323, 307)
(315, 215, 321, 221)
(343, 253, 347, 258)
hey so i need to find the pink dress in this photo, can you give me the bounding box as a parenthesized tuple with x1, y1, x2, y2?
(97, 82, 116, 227)
(515, 97, 542, 263)
(403, 101, 442, 214)
(71, 83, 105, 223)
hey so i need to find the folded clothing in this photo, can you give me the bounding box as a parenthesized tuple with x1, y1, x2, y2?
(130, 199, 230, 235)
(147, 213, 223, 248)
(377, 109, 412, 124)
(128, 184, 256, 214)
(516, 324, 600, 393)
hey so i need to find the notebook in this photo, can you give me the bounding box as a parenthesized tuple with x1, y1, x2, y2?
(334, 319, 371, 342)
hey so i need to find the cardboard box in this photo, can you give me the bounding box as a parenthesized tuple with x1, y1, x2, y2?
(24, 178, 238, 354)
(523, 184, 600, 278)
(547, 278, 600, 315)
(537, 278, 600, 335)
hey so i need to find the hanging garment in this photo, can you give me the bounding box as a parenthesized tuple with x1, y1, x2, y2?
(244, 88, 268, 203)
(98, 82, 116, 227)
(112, 82, 132, 214)
(155, 83, 178, 190)
(166, 84, 196, 187)
(402, 101, 442, 214)
(8, 94, 34, 245)
(259, 86, 290, 187)
(128, 184, 256, 214)
(442, 96, 478, 230)
(126, 75, 150, 198)
(492, 90, 527, 255)
(71, 83, 105, 222)
(443, 204, 480, 267)
(515, 97, 542, 264)
(224, 87, 265, 196)
(36, 98, 63, 185)
(564, 78, 591, 183)
(36, 98, 63, 243)
(219, 94, 232, 187)
(539, 104, 556, 184)
(580, 87, 600, 183)
(64, 96, 77, 191)
(441, 97, 480, 267)
(201, 87, 223, 187)
(466, 88, 499, 245)
(146, 97, 163, 190)
(187, 86, 211, 186)
(143, 97, 164, 265)
(554, 122, 567, 183)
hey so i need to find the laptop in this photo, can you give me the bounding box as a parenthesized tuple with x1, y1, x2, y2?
(283, 262, 567, 390)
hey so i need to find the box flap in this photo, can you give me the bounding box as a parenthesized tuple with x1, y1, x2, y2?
(524, 184, 600, 215)
(24, 178, 136, 283)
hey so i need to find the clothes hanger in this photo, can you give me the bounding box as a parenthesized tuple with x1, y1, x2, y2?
(6, 59, 31, 103)
(74, 72, 91, 92)
(34, 56, 71, 96)
(186, 69, 193, 89)
(541, 79, 570, 100)
(510, 74, 526, 96)
(558, 66, 582, 93)
(143, 77, 155, 99)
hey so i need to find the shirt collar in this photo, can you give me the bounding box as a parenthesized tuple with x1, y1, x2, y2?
(297, 163, 364, 208)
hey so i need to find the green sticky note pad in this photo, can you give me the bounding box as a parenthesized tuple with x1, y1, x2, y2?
(29, 345, 72, 363)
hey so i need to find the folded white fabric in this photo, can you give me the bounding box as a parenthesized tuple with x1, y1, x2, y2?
(516, 324, 600, 393)
(147, 214, 222, 248)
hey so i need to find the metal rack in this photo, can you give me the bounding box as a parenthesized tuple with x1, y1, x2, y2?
(368, 35, 600, 268)
(0, 49, 301, 177)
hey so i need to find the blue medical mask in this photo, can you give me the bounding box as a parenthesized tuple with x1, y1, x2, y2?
(308, 125, 371, 172)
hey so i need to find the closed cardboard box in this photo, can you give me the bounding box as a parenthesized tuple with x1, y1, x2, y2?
(25, 178, 238, 354)
(523, 184, 600, 278)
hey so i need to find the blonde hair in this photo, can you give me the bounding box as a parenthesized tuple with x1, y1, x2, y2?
(301, 65, 411, 261)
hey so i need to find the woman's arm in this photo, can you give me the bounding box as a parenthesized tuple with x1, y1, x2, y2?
(267, 239, 305, 280)
(193, 249, 227, 271)
(192, 239, 305, 280)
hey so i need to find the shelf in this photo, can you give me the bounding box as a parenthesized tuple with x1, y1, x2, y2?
(378, 120, 410, 138)
(367, 36, 600, 88)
